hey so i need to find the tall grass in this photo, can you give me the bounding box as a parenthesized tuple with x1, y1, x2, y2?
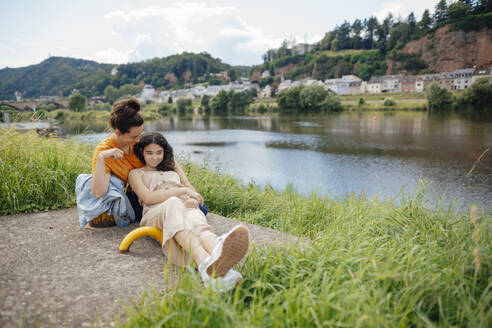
(0, 128, 92, 215)
(120, 163, 492, 327)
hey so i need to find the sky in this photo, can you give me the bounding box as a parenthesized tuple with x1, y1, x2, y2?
(0, 0, 440, 69)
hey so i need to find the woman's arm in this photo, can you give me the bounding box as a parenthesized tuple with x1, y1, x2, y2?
(91, 148, 123, 198)
(129, 170, 201, 206)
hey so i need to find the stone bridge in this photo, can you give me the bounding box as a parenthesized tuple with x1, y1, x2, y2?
(0, 100, 69, 111)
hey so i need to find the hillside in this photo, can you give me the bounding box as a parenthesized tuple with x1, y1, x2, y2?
(387, 24, 492, 73)
(0, 53, 233, 100)
(254, 11, 492, 82)
(0, 57, 108, 100)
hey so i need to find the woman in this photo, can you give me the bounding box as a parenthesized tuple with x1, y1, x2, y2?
(86, 98, 201, 227)
(129, 132, 249, 290)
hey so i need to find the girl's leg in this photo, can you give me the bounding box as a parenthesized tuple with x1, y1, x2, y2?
(199, 232, 219, 254)
(174, 230, 209, 265)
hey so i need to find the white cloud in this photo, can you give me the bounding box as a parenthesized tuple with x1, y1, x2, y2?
(93, 48, 130, 64)
(103, 2, 283, 65)
(373, 0, 440, 22)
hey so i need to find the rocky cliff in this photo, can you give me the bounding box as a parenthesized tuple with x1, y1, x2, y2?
(387, 24, 492, 74)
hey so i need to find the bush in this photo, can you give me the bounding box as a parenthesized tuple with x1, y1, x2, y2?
(426, 83, 453, 113)
(358, 97, 365, 105)
(278, 85, 342, 112)
(383, 98, 396, 106)
(177, 98, 193, 114)
(453, 78, 492, 115)
(158, 103, 170, 116)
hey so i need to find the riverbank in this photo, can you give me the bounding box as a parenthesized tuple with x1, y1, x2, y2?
(1, 129, 491, 326)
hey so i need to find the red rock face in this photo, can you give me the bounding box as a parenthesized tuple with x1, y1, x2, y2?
(387, 25, 492, 74)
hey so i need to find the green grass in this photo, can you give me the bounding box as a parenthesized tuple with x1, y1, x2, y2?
(118, 163, 492, 327)
(0, 128, 92, 215)
(1, 130, 490, 327)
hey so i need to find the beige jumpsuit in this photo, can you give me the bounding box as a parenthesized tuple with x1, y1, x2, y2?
(137, 170, 216, 266)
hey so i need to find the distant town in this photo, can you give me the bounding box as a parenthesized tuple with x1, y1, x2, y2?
(7, 66, 492, 107)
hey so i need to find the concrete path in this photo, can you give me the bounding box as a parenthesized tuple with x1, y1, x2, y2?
(0, 208, 298, 327)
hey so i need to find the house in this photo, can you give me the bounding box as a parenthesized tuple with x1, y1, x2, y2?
(453, 68, 475, 90)
(415, 77, 424, 92)
(367, 77, 383, 94)
(401, 76, 417, 93)
(324, 78, 350, 95)
(423, 73, 440, 90)
(258, 85, 271, 99)
(139, 84, 155, 102)
(278, 80, 293, 92)
(435, 72, 455, 91)
(381, 75, 404, 93)
(261, 71, 271, 79)
(110, 67, 118, 76)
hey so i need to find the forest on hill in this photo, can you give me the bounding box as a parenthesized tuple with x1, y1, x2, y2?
(0, 52, 234, 100)
(253, 0, 492, 83)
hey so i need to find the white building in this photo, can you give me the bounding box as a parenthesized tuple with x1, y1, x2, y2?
(454, 68, 475, 90)
(258, 85, 271, 99)
(367, 77, 382, 94)
(139, 84, 156, 102)
(278, 80, 293, 92)
(324, 79, 350, 95)
(415, 77, 424, 92)
(381, 75, 404, 93)
(261, 71, 271, 79)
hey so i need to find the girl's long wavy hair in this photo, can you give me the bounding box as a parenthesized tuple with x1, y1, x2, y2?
(134, 132, 175, 172)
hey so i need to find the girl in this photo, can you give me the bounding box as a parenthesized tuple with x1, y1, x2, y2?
(129, 132, 249, 289)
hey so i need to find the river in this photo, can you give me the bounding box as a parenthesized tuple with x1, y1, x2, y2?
(73, 112, 492, 210)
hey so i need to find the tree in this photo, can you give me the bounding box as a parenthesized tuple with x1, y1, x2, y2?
(299, 85, 329, 111)
(69, 93, 86, 112)
(434, 0, 449, 23)
(447, 1, 471, 19)
(176, 98, 192, 114)
(454, 78, 492, 114)
(408, 12, 416, 33)
(168, 96, 173, 104)
(364, 16, 379, 49)
(211, 90, 230, 113)
(104, 85, 119, 104)
(201, 95, 211, 113)
(351, 19, 364, 49)
(418, 9, 433, 30)
(426, 83, 453, 113)
(227, 68, 238, 82)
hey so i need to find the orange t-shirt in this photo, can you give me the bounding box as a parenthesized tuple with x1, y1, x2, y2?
(91, 134, 144, 185)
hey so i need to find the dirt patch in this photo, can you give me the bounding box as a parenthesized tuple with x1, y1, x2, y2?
(0, 208, 299, 327)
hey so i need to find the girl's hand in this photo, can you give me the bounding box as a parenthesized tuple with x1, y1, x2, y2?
(183, 188, 204, 205)
(99, 148, 124, 160)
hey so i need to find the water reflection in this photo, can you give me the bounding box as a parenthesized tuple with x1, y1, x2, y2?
(72, 113, 492, 210)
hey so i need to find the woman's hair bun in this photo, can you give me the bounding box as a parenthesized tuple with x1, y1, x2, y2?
(126, 98, 141, 113)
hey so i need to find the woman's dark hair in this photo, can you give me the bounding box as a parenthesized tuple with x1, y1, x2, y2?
(134, 132, 175, 172)
(110, 98, 144, 133)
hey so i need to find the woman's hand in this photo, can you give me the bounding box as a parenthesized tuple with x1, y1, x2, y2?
(183, 188, 204, 205)
(98, 148, 124, 160)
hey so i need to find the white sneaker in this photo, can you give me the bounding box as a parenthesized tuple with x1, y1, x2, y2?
(200, 224, 249, 278)
(199, 268, 243, 292)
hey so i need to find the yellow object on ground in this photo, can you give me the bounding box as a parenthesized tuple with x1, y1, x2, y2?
(119, 226, 163, 253)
